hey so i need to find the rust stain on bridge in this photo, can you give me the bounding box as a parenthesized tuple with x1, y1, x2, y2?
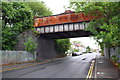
(34, 10, 102, 39)
(34, 10, 100, 27)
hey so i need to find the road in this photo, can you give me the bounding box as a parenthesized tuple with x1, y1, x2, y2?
(3, 53, 97, 78)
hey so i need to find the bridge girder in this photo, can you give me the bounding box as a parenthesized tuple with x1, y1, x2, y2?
(40, 30, 92, 39)
(36, 22, 91, 39)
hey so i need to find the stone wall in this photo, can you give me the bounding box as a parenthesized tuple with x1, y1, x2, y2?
(15, 30, 58, 60)
(15, 30, 37, 50)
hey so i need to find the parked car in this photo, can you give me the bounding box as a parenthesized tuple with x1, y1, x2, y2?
(72, 52, 78, 56)
(72, 52, 82, 56)
(89, 51, 92, 53)
(82, 52, 87, 54)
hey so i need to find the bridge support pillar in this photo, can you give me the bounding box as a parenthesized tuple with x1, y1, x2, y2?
(36, 37, 58, 60)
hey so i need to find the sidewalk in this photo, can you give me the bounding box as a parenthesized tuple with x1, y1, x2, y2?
(95, 54, 119, 80)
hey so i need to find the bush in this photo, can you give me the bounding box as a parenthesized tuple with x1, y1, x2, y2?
(55, 39, 71, 56)
(24, 36, 37, 54)
(111, 55, 119, 63)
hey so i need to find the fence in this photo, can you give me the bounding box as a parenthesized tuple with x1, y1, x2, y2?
(104, 46, 120, 63)
(0, 50, 36, 65)
(110, 47, 120, 63)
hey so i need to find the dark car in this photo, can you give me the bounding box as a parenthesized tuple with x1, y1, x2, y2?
(82, 52, 87, 54)
(72, 52, 77, 56)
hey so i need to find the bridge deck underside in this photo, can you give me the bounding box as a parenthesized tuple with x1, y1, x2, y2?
(40, 30, 92, 39)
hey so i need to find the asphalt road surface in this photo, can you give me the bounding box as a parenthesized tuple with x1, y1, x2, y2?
(3, 53, 97, 78)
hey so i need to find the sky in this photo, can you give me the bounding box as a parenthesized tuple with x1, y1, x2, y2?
(40, 0, 99, 49)
(70, 37, 99, 49)
(41, 0, 70, 15)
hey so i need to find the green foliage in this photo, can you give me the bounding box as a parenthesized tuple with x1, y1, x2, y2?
(72, 41, 81, 45)
(55, 39, 71, 54)
(2, 2, 52, 50)
(70, 2, 120, 48)
(24, 36, 37, 54)
(2, 2, 33, 50)
(2, 2, 33, 28)
(26, 2, 52, 17)
(99, 42, 104, 56)
(111, 55, 119, 63)
(86, 46, 91, 52)
(31, 28, 40, 35)
(73, 49, 79, 52)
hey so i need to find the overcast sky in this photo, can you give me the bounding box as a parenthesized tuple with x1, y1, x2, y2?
(40, 0, 70, 14)
(70, 37, 99, 49)
(40, 0, 99, 49)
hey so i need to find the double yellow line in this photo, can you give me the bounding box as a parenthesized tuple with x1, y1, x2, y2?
(86, 60, 95, 80)
(0, 60, 52, 72)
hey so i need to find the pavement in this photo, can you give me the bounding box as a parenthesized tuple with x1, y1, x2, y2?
(94, 53, 119, 80)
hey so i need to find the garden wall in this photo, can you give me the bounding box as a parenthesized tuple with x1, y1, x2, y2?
(0, 50, 35, 65)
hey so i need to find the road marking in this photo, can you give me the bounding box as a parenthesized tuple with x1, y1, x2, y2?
(98, 62, 103, 64)
(0, 60, 52, 72)
(82, 57, 86, 60)
(97, 72, 104, 75)
(86, 60, 95, 80)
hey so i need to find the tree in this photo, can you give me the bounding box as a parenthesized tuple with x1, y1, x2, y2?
(86, 46, 91, 52)
(2, 2, 52, 50)
(55, 39, 71, 55)
(70, 2, 120, 48)
(26, 2, 52, 17)
(71, 41, 81, 52)
(2, 2, 33, 50)
(73, 49, 79, 52)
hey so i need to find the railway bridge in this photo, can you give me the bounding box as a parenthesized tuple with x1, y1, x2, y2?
(34, 10, 101, 59)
